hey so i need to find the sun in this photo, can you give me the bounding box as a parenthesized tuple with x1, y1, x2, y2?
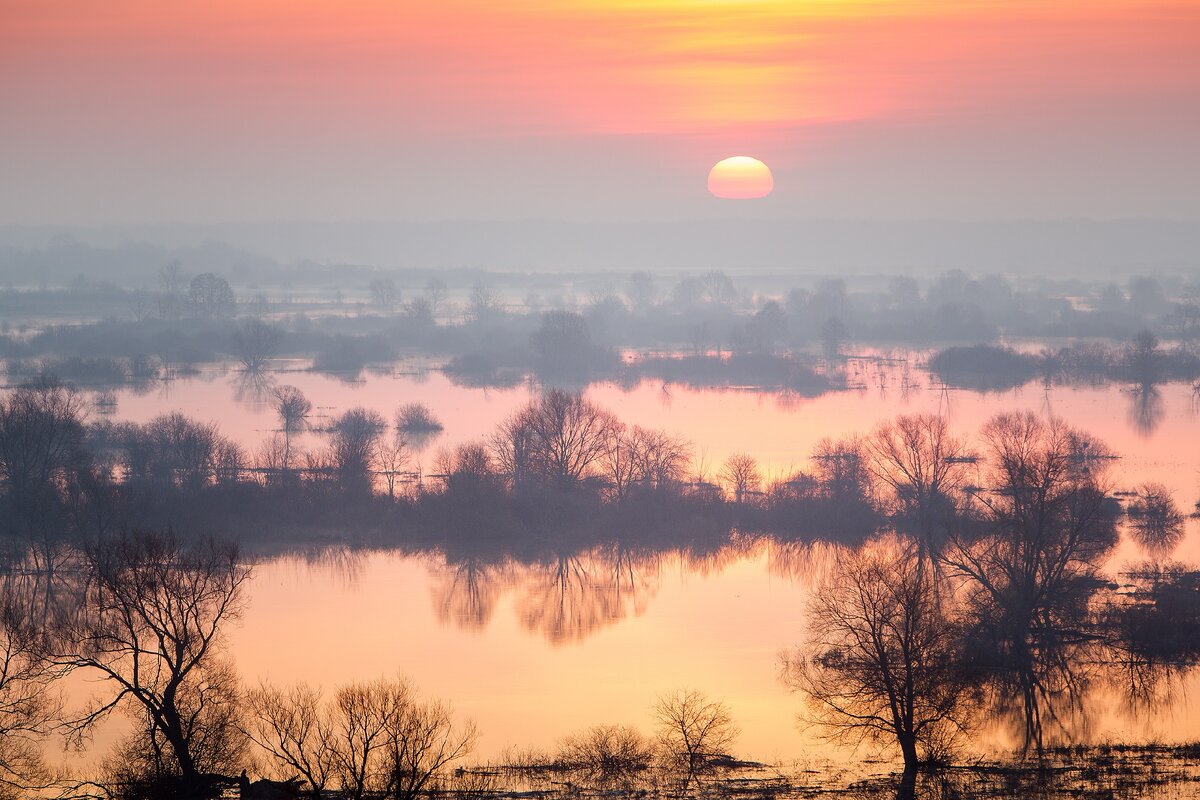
(708, 156, 773, 199)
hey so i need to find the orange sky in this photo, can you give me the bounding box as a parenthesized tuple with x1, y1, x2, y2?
(2, 0, 1199, 223)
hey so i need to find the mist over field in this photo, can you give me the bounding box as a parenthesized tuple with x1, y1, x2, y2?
(4, 219, 1200, 276)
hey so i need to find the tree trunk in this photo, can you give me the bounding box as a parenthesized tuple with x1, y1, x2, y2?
(899, 734, 919, 772)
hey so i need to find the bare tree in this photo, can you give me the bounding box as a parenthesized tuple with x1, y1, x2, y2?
(467, 282, 501, 323)
(489, 409, 538, 489)
(940, 412, 1116, 756)
(373, 434, 410, 500)
(55, 531, 251, 786)
(653, 689, 738, 792)
(782, 538, 974, 777)
(384, 696, 477, 800)
(633, 429, 691, 491)
(271, 385, 312, 473)
(531, 311, 595, 377)
(369, 278, 400, 313)
(627, 271, 655, 313)
(866, 415, 971, 550)
(122, 412, 224, 488)
(719, 453, 760, 503)
(232, 319, 282, 372)
(244, 682, 336, 799)
(423, 278, 448, 317)
(158, 260, 186, 320)
(493, 390, 620, 489)
(820, 316, 847, 360)
(328, 408, 387, 492)
(0, 592, 60, 798)
(1126, 482, 1186, 556)
(187, 272, 235, 318)
(698, 271, 736, 305)
(811, 437, 873, 503)
(556, 724, 655, 789)
(250, 676, 475, 800)
(101, 656, 246, 792)
(0, 378, 90, 536)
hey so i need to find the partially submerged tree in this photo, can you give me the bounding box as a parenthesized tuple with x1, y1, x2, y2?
(866, 414, 971, 551)
(653, 689, 738, 792)
(941, 412, 1117, 755)
(271, 385, 312, 473)
(0, 378, 90, 538)
(231, 319, 282, 372)
(783, 538, 974, 777)
(394, 403, 443, 434)
(556, 724, 655, 789)
(247, 676, 476, 800)
(328, 408, 387, 492)
(55, 531, 251, 788)
(1126, 483, 1186, 556)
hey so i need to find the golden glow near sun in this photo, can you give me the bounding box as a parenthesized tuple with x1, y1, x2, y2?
(708, 156, 774, 199)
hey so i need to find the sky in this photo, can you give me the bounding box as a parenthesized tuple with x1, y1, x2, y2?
(2, 0, 1199, 225)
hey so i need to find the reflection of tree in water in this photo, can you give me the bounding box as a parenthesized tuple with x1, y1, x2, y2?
(431, 556, 512, 631)
(1125, 483, 1186, 558)
(1105, 564, 1200, 721)
(280, 545, 368, 589)
(977, 629, 1100, 756)
(431, 540, 763, 643)
(1127, 382, 1164, 437)
(230, 368, 278, 408)
(514, 546, 661, 645)
(766, 539, 841, 584)
(1, 544, 82, 637)
(403, 429, 442, 456)
(676, 535, 759, 578)
(940, 414, 1120, 757)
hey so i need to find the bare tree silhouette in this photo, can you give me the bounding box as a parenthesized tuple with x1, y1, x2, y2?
(54, 531, 250, 789)
(783, 538, 974, 779)
(719, 453, 761, 504)
(866, 415, 972, 553)
(941, 412, 1116, 757)
(653, 689, 738, 792)
(247, 676, 476, 800)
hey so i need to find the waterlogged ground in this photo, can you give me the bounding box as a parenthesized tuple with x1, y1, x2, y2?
(94, 355, 1200, 504)
(454, 745, 1200, 800)
(220, 538, 1200, 768)
(43, 355, 1200, 784)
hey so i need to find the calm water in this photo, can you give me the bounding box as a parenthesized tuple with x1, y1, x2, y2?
(63, 360, 1200, 768)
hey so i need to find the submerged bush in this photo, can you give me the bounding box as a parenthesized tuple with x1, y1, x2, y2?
(396, 402, 444, 432)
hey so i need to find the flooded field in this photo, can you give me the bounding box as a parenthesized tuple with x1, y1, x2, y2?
(47, 354, 1200, 782)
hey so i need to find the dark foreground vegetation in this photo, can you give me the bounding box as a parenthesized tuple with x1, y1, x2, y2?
(2, 368, 1200, 798)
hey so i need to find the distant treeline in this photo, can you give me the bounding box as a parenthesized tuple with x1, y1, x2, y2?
(4, 267, 1200, 389)
(929, 332, 1200, 390)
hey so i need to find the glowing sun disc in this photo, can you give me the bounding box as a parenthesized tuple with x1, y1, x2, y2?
(708, 156, 774, 199)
